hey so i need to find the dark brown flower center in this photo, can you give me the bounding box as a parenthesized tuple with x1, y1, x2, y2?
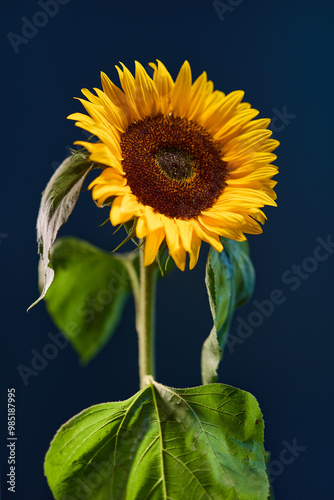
(155, 147, 195, 181)
(120, 113, 228, 219)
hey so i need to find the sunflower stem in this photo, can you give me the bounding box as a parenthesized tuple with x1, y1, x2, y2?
(136, 243, 157, 389)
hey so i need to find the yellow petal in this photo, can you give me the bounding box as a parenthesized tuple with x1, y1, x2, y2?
(91, 184, 130, 205)
(200, 209, 245, 225)
(72, 120, 122, 160)
(149, 59, 174, 114)
(94, 88, 128, 132)
(192, 221, 223, 252)
(144, 228, 165, 266)
(136, 216, 146, 239)
(74, 141, 124, 173)
(227, 152, 278, 172)
(110, 195, 140, 225)
(116, 63, 141, 121)
(81, 88, 101, 106)
(213, 108, 259, 143)
(89, 168, 129, 205)
(171, 60, 192, 117)
(249, 209, 267, 224)
(89, 168, 126, 188)
(75, 98, 107, 125)
(170, 246, 187, 271)
(217, 90, 245, 119)
(176, 219, 193, 252)
(199, 215, 246, 241)
(228, 165, 278, 181)
(67, 112, 96, 125)
(162, 216, 179, 253)
(201, 90, 244, 135)
(189, 229, 202, 270)
(242, 118, 271, 133)
(176, 220, 202, 269)
(241, 216, 263, 234)
(134, 61, 159, 117)
(144, 208, 164, 232)
(187, 72, 209, 122)
(216, 187, 277, 209)
(100, 71, 126, 109)
(121, 193, 142, 215)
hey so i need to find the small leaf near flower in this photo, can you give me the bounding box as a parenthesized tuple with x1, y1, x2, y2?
(43, 237, 137, 363)
(202, 238, 255, 384)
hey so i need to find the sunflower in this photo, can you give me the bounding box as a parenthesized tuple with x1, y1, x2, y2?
(68, 60, 279, 270)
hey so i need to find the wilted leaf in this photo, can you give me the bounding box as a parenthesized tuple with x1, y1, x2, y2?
(29, 151, 95, 309)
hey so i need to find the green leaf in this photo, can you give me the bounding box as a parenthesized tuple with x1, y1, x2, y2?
(45, 381, 269, 499)
(43, 237, 136, 363)
(29, 151, 96, 309)
(201, 238, 255, 385)
(264, 451, 275, 500)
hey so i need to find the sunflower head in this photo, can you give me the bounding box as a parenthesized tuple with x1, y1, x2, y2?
(68, 60, 279, 270)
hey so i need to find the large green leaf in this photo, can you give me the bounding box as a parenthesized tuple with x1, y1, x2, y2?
(201, 238, 255, 384)
(45, 381, 268, 499)
(29, 151, 96, 309)
(43, 237, 137, 363)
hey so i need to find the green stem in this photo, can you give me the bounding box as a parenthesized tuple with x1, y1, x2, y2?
(136, 244, 157, 389)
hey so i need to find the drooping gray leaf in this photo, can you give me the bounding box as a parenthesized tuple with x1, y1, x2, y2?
(29, 151, 95, 309)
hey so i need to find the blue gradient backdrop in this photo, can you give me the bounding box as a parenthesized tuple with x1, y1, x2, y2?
(2, 0, 334, 498)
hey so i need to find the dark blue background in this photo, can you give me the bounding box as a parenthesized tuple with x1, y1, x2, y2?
(2, 0, 334, 498)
